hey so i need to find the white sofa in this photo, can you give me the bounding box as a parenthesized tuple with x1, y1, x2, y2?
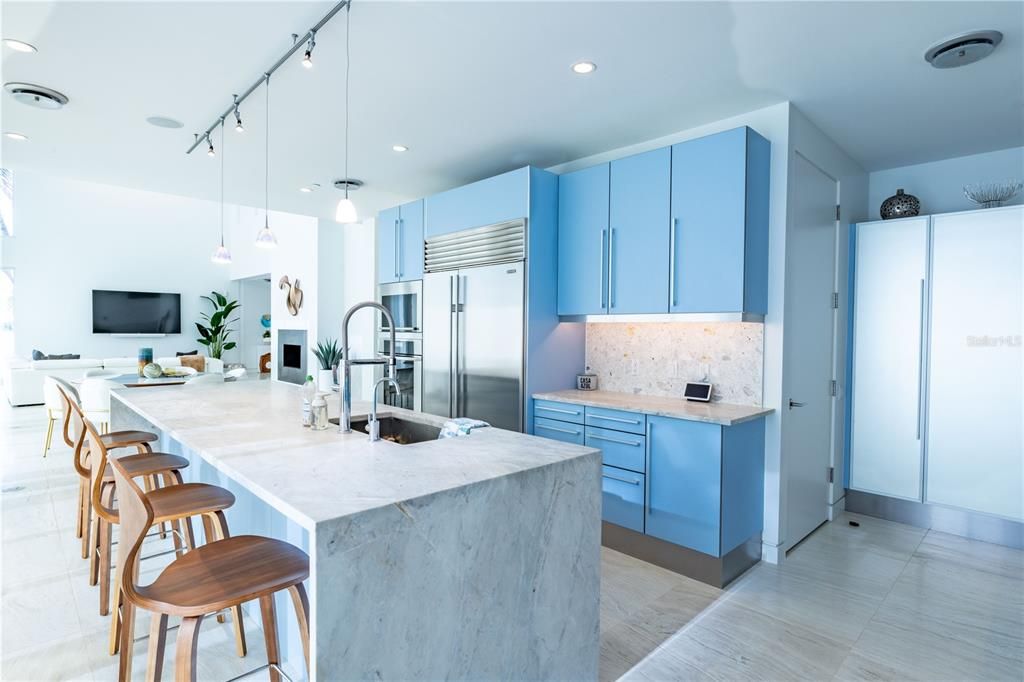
(2, 355, 223, 406)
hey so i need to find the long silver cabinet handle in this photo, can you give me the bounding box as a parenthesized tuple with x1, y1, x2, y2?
(589, 414, 641, 425)
(588, 433, 642, 447)
(536, 424, 580, 436)
(608, 227, 616, 309)
(394, 219, 400, 279)
(398, 218, 404, 278)
(669, 218, 678, 307)
(602, 472, 641, 486)
(600, 228, 607, 309)
(537, 406, 581, 416)
(916, 278, 925, 440)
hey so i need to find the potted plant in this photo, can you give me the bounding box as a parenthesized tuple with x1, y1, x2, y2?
(195, 291, 240, 362)
(313, 338, 343, 390)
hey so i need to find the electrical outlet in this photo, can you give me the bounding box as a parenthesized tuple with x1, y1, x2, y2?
(630, 359, 640, 376)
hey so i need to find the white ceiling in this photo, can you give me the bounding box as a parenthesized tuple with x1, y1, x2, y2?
(1, 1, 1022, 222)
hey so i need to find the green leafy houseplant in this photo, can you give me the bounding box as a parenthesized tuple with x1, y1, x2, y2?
(313, 337, 344, 371)
(196, 291, 240, 360)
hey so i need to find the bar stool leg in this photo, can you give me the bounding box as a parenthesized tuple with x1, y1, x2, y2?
(75, 478, 85, 539)
(211, 510, 247, 657)
(259, 595, 281, 682)
(98, 485, 115, 615)
(145, 613, 169, 682)
(288, 583, 311, 674)
(82, 500, 93, 560)
(42, 410, 55, 457)
(174, 615, 204, 682)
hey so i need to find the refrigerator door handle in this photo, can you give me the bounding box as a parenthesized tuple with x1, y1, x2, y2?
(457, 274, 467, 416)
(450, 274, 458, 417)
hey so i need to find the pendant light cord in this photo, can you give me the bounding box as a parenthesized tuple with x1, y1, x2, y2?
(344, 3, 350, 200)
(220, 119, 225, 246)
(265, 74, 270, 227)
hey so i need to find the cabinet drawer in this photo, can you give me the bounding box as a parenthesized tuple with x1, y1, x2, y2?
(585, 406, 645, 434)
(533, 400, 584, 424)
(586, 426, 645, 473)
(602, 465, 644, 533)
(533, 417, 584, 445)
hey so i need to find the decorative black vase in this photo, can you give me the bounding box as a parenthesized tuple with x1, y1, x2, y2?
(880, 188, 920, 220)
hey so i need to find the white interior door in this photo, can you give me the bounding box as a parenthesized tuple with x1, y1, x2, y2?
(782, 153, 838, 549)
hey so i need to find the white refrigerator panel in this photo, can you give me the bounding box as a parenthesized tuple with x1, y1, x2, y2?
(851, 217, 929, 500)
(926, 207, 1023, 520)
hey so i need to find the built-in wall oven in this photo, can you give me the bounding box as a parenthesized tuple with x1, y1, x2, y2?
(377, 280, 422, 334)
(375, 334, 422, 411)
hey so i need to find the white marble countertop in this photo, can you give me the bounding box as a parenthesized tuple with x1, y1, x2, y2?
(532, 389, 773, 426)
(112, 381, 599, 531)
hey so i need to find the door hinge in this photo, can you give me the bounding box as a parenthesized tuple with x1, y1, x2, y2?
(830, 379, 837, 397)
(836, 205, 841, 221)
(831, 292, 840, 309)
(828, 467, 835, 484)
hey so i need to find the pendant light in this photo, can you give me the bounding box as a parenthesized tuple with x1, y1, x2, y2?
(255, 74, 278, 248)
(335, 4, 358, 224)
(211, 120, 232, 264)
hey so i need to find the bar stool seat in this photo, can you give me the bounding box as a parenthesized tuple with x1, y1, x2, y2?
(100, 453, 190, 482)
(134, 535, 308, 615)
(143, 483, 236, 523)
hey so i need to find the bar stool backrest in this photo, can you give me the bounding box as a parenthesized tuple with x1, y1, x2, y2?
(78, 412, 118, 525)
(106, 454, 153, 609)
(55, 384, 91, 480)
(51, 377, 81, 449)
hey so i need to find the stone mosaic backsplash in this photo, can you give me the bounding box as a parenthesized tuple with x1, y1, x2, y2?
(584, 322, 764, 406)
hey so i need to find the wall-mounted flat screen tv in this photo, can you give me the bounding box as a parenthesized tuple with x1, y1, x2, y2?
(92, 290, 181, 334)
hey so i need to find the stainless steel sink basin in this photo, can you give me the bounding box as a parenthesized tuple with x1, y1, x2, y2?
(330, 416, 442, 445)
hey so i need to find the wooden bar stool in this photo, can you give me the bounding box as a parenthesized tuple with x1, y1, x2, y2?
(108, 455, 310, 682)
(54, 381, 167, 559)
(78, 412, 247, 661)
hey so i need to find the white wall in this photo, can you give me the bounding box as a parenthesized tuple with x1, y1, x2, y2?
(6, 170, 234, 361)
(235, 276, 271, 370)
(868, 146, 1024, 220)
(337, 218, 377, 401)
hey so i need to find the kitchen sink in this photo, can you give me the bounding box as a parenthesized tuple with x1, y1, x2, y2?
(330, 416, 442, 445)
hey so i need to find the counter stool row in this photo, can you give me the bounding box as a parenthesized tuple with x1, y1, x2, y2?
(51, 378, 310, 682)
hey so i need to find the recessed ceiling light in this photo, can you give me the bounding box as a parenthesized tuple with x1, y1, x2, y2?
(571, 61, 596, 74)
(392, 144, 409, 152)
(3, 132, 28, 141)
(3, 39, 37, 53)
(146, 116, 184, 129)
(925, 30, 1003, 69)
(299, 183, 321, 193)
(4, 82, 68, 109)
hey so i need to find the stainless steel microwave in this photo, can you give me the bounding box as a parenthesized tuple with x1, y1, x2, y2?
(377, 280, 422, 334)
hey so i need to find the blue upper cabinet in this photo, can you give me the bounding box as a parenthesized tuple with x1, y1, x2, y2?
(377, 201, 424, 284)
(377, 206, 401, 284)
(398, 199, 424, 281)
(558, 164, 609, 315)
(609, 148, 671, 313)
(670, 127, 770, 314)
(424, 167, 530, 238)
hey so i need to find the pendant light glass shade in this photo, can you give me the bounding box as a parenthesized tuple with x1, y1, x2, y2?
(335, 196, 358, 224)
(255, 219, 277, 248)
(211, 243, 232, 264)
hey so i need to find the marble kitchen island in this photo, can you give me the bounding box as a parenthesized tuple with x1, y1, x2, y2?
(110, 380, 601, 681)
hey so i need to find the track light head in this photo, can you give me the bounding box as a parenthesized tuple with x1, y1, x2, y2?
(232, 95, 243, 132)
(302, 32, 316, 68)
(206, 133, 215, 157)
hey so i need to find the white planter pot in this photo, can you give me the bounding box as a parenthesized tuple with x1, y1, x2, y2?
(317, 369, 335, 392)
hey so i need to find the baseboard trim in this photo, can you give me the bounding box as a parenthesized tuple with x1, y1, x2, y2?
(601, 522, 761, 588)
(846, 489, 1024, 549)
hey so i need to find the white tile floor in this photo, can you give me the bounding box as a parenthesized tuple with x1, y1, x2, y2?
(2, 398, 1022, 681)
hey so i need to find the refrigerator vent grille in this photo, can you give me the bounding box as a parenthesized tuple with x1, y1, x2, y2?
(424, 219, 525, 272)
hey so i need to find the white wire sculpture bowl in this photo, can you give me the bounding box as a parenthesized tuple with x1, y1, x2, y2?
(963, 180, 1022, 208)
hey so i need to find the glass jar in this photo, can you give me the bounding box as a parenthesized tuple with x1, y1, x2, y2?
(311, 394, 329, 431)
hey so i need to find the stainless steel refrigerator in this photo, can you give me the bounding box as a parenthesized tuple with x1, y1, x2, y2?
(422, 220, 526, 431)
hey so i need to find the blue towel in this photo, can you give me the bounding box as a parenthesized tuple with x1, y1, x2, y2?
(438, 418, 490, 438)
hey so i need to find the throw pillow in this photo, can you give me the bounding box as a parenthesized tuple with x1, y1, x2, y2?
(32, 349, 80, 360)
(176, 350, 199, 356)
(32, 349, 45, 361)
(179, 354, 205, 372)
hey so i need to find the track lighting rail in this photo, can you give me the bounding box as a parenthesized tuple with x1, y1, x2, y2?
(185, 0, 351, 154)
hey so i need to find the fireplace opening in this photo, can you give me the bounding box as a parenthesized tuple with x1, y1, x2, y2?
(283, 344, 301, 369)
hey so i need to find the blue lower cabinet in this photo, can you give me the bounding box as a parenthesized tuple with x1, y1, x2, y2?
(584, 406, 645, 435)
(534, 399, 584, 424)
(645, 416, 722, 556)
(532, 417, 584, 445)
(602, 465, 645, 532)
(586, 425, 645, 473)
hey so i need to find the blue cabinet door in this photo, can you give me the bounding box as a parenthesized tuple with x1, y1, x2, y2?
(424, 167, 529, 238)
(671, 127, 768, 313)
(377, 206, 400, 284)
(645, 415, 722, 556)
(533, 416, 585, 445)
(602, 465, 645, 532)
(399, 200, 424, 281)
(609, 148, 671, 313)
(557, 164, 609, 315)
